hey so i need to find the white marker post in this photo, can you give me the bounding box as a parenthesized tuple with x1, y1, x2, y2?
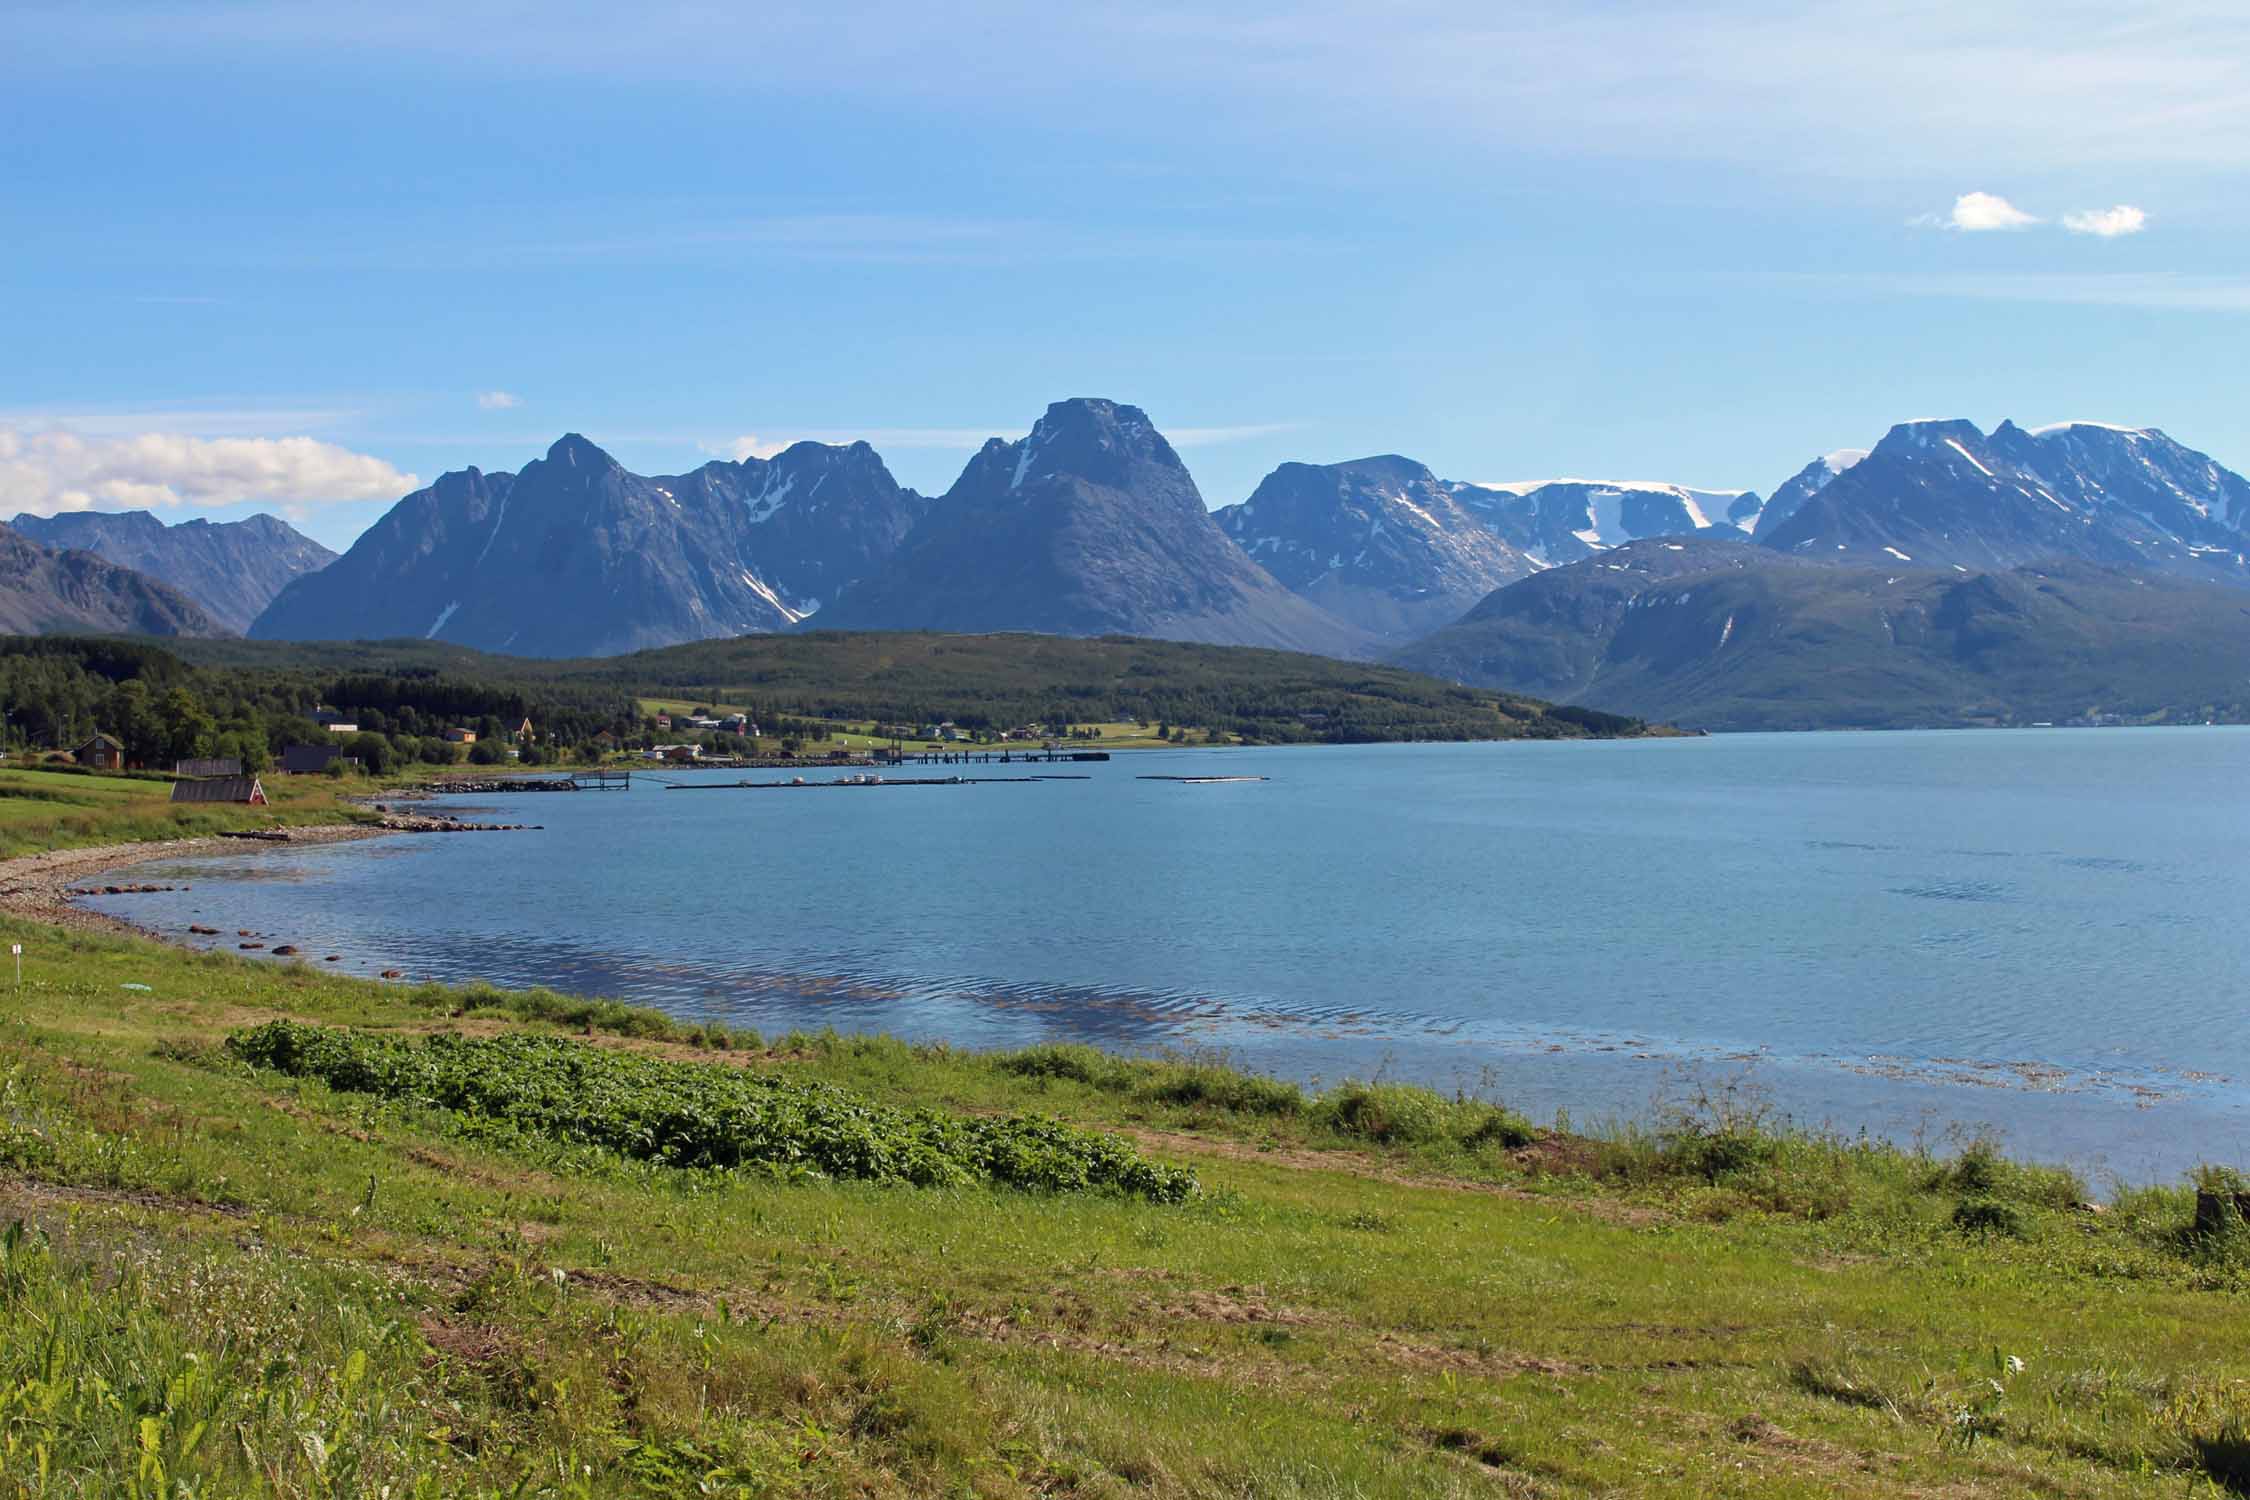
(10, 942, 18, 990)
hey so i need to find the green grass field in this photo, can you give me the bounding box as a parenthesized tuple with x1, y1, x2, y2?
(2, 914, 2249, 1496)
(0, 765, 376, 858)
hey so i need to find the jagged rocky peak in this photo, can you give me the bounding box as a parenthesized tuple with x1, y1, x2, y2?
(1755, 415, 2250, 578)
(542, 431, 620, 470)
(976, 397, 1184, 498)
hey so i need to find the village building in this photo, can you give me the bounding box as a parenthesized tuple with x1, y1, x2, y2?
(73, 733, 124, 770)
(169, 775, 266, 805)
(443, 727, 477, 745)
(514, 717, 535, 741)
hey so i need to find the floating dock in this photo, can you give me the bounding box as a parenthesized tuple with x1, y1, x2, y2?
(1136, 775, 1268, 784)
(662, 778, 1076, 790)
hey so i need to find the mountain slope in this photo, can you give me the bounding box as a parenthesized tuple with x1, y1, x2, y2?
(814, 399, 1375, 658)
(250, 436, 925, 656)
(1212, 456, 1534, 639)
(0, 524, 226, 637)
(1759, 418, 2250, 581)
(1393, 535, 2250, 730)
(1449, 479, 1764, 565)
(11, 510, 336, 632)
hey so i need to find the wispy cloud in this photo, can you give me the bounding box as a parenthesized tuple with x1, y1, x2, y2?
(2062, 204, 2149, 237)
(1767, 271, 2250, 313)
(0, 425, 414, 518)
(476, 390, 522, 410)
(19, 3, 2250, 176)
(0, 402, 367, 438)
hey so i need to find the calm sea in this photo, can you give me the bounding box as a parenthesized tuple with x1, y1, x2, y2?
(89, 729, 2250, 1183)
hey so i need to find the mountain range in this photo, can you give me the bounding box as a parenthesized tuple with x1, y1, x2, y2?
(9, 400, 2250, 730)
(10, 510, 334, 633)
(251, 436, 929, 656)
(0, 524, 221, 638)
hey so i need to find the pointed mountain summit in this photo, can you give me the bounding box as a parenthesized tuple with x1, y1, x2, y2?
(11, 510, 336, 633)
(1213, 456, 1534, 639)
(251, 433, 926, 655)
(814, 399, 1374, 657)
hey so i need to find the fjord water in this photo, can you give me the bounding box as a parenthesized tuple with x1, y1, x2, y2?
(97, 729, 2250, 1182)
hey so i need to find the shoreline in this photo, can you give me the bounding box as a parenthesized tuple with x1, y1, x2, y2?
(0, 825, 390, 938)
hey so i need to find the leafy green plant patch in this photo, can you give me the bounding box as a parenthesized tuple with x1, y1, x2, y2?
(226, 1021, 1194, 1201)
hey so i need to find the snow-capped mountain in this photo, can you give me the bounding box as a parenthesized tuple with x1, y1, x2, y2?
(1446, 479, 1765, 566)
(817, 399, 1374, 657)
(252, 435, 926, 655)
(1757, 418, 2250, 579)
(1211, 456, 1535, 639)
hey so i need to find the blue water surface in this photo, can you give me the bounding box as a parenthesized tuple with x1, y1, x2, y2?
(90, 728, 2250, 1183)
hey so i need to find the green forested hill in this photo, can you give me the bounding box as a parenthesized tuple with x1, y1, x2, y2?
(1393, 539, 2250, 731)
(169, 630, 1645, 742)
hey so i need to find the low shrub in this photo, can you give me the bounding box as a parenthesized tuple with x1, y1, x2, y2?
(1147, 1064, 1305, 1116)
(1929, 1136, 2085, 1211)
(226, 1021, 1194, 1202)
(1951, 1196, 2030, 1239)
(995, 1043, 1119, 1087)
(1663, 1126, 1779, 1182)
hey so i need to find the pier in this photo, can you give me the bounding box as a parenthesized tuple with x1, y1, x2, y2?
(894, 749, 1111, 766)
(417, 770, 632, 794)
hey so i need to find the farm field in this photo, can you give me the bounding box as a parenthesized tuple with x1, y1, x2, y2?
(2, 915, 2249, 1495)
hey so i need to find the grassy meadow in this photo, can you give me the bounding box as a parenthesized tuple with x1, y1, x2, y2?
(1, 911, 2249, 1496)
(0, 765, 377, 859)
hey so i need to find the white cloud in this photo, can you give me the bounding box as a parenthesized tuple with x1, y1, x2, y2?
(0, 425, 415, 518)
(2062, 204, 2148, 237)
(1928, 191, 2041, 231)
(476, 390, 522, 409)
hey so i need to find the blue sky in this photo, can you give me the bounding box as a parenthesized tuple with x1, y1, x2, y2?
(4, 1, 2247, 551)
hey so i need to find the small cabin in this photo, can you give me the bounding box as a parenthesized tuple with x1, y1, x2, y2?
(170, 775, 266, 806)
(74, 733, 124, 770)
(514, 717, 535, 741)
(444, 727, 477, 745)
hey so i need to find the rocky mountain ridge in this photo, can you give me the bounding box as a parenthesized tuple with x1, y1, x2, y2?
(0, 524, 226, 638)
(11, 510, 335, 633)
